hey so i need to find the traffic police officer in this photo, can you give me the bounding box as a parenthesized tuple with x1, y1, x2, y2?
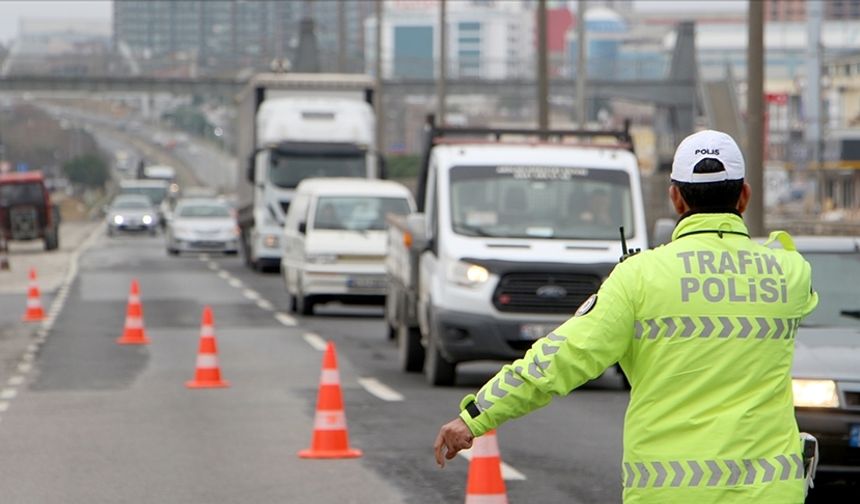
(434, 130, 818, 503)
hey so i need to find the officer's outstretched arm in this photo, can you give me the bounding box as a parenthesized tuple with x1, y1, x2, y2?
(459, 264, 636, 437)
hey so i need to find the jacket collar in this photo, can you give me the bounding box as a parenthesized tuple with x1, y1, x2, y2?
(671, 212, 750, 241)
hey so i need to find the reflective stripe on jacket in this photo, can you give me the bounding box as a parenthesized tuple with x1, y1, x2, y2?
(459, 213, 818, 504)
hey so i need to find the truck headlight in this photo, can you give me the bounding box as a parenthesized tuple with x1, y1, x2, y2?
(448, 260, 489, 287)
(142, 215, 153, 225)
(113, 215, 124, 225)
(793, 379, 840, 408)
(306, 253, 337, 264)
(262, 234, 279, 248)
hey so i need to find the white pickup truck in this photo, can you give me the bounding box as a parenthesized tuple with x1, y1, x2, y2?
(385, 120, 648, 386)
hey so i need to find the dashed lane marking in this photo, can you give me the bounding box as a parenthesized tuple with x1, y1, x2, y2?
(302, 332, 328, 351)
(0, 389, 17, 400)
(228, 278, 243, 288)
(217, 271, 230, 280)
(242, 289, 260, 300)
(256, 299, 274, 311)
(7, 376, 24, 386)
(357, 377, 404, 402)
(17, 363, 32, 374)
(458, 450, 528, 481)
(275, 313, 297, 327)
(0, 402, 9, 412)
(207, 263, 219, 271)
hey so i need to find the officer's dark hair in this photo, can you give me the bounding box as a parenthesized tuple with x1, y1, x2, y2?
(673, 158, 744, 212)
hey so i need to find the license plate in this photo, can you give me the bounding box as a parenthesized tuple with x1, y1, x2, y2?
(851, 424, 860, 448)
(519, 323, 556, 340)
(347, 277, 386, 289)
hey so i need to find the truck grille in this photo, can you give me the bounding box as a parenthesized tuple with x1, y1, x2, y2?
(10, 206, 38, 240)
(493, 272, 600, 314)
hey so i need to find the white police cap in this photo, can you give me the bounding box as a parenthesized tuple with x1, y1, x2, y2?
(671, 130, 745, 183)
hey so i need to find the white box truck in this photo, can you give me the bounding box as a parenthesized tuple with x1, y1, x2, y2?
(235, 73, 381, 271)
(385, 119, 648, 386)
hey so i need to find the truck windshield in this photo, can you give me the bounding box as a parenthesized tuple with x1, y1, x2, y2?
(449, 165, 635, 240)
(314, 196, 411, 231)
(269, 154, 366, 189)
(0, 182, 43, 206)
(121, 186, 167, 205)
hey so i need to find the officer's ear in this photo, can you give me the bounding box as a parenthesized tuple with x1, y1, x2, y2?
(736, 182, 751, 214)
(669, 184, 688, 216)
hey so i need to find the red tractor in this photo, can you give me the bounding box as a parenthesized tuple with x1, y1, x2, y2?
(0, 171, 59, 251)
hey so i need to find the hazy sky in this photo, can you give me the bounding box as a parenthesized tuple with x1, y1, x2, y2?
(0, 1, 111, 44)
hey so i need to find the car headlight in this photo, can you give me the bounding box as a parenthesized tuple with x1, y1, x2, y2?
(142, 215, 153, 225)
(113, 215, 124, 225)
(792, 379, 840, 408)
(306, 253, 337, 264)
(447, 260, 490, 287)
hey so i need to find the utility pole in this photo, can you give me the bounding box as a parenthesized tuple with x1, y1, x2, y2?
(437, 0, 447, 126)
(576, 0, 587, 128)
(746, 0, 764, 236)
(537, 0, 548, 130)
(337, 0, 346, 72)
(375, 0, 384, 156)
(805, 0, 823, 209)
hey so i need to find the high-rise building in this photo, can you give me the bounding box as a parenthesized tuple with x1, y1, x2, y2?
(113, 0, 373, 75)
(365, 0, 535, 80)
(764, 0, 860, 21)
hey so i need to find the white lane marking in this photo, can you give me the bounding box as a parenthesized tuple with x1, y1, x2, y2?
(302, 332, 328, 351)
(217, 271, 230, 280)
(0, 389, 17, 400)
(228, 278, 243, 288)
(242, 289, 260, 300)
(7, 376, 24, 386)
(0, 402, 9, 412)
(457, 450, 527, 481)
(256, 299, 274, 311)
(208, 263, 219, 271)
(21, 353, 34, 363)
(27, 343, 38, 353)
(275, 312, 297, 327)
(357, 377, 404, 402)
(198, 254, 210, 261)
(17, 363, 32, 374)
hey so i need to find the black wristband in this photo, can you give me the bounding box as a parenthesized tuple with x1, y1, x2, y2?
(465, 400, 481, 419)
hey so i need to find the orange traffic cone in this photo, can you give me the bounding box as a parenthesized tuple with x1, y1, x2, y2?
(465, 430, 508, 504)
(186, 306, 229, 388)
(117, 279, 150, 345)
(298, 341, 362, 459)
(21, 268, 45, 322)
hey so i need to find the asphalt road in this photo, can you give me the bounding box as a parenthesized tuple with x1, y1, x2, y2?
(0, 111, 855, 502)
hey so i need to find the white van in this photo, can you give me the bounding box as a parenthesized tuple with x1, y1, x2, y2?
(282, 178, 415, 315)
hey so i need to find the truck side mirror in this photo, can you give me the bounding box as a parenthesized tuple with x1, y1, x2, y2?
(405, 213, 428, 250)
(246, 156, 255, 183)
(298, 222, 307, 235)
(651, 218, 675, 248)
(378, 155, 388, 180)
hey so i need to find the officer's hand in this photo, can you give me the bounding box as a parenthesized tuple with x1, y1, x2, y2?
(434, 417, 474, 468)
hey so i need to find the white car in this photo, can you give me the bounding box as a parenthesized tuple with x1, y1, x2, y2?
(281, 178, 415, 315)
(166, 198, 239, 255)
(105, 194, 158, 236)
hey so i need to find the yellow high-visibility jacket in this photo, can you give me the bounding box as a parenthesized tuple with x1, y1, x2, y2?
(459, 213, 818, 504)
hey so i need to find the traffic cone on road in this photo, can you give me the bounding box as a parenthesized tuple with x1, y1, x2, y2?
(298, 341, 362, 459)
(464, 430, 508, 504)
(186, 306, 229, 388)
(21, 268, 45, 322)
(117, 279, 150, 345)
